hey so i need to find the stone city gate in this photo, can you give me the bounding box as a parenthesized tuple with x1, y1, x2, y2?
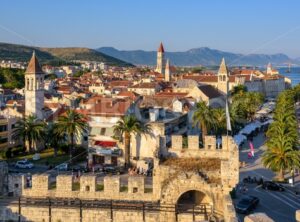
(158, 172, 221, 222)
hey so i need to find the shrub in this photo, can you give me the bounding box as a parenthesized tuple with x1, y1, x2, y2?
(58, 144, 69, 154)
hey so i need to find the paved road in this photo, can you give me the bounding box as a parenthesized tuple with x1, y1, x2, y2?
(237, 132, 300, 222)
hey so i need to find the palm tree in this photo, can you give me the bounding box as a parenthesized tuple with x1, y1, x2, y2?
(13, 115, 46, 152)
(262, 135, 300, 181)
(46, 123, 66, 157)
(113, 115, 151, 166)
(262, 89, 300, 181)
(212, 108, 226, 136)
(193, 101, 217, 143)
(54, 109, 88, 160)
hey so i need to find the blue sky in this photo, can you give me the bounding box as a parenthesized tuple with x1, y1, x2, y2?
(1, 0, 300, 57)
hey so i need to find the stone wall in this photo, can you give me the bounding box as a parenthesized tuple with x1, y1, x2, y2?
(5, 136, 240, 222)
(0, 161, 8, 195)
(22, 174, 155, 202)
(0, 204, 161, 222)
(169, 135, 239, 189)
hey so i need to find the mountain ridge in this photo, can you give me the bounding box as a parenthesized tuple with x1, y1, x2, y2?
(97, 46, 297, 66)
(0, 43, 133, 67)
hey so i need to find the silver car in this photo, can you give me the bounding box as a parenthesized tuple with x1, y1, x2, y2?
(15, 160, 34, 169)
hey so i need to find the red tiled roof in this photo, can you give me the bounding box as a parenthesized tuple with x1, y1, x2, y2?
(130, 82, 157, 89)
(155, 92, 188, 98)
(117, 91, 138, 100)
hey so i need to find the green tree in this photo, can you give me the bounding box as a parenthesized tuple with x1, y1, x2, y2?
(193, 101, 217, 143)
(0, 67, 25, 89)
(262, 90, 300, 181)
(212, 108, 226, 136)
(231, 92, 264, 122)
(46, 123, 66, 156)
(13, 115, 46, 152)
(113, 115, 152, 166)
(54, 109, 88, 160)
(230, 85, 247, 97)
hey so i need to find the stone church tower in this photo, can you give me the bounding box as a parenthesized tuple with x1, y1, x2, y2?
(217, 58, 229, 94)
(25, 51, 44, 120)
(155, 42, 165, 74)
(164, 59, 171, 82)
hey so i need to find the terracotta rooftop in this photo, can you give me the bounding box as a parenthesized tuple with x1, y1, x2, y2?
(155, 92, 188, 98)
(81, 97, 132, 117)
(25, 51, 44, 75)
(130, 82, 157, 89)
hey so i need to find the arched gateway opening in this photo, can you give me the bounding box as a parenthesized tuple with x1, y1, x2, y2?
(176, 190, 213, 221)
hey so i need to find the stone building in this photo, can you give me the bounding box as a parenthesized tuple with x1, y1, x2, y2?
(155, 42, 166, 75)
(24, 51, 45, 120)
(1, 135, 239, 222)
(155, 42, 172, 82)
(183, 59, 289, 98)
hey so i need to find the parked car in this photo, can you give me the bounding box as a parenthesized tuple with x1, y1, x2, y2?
(235, 195, 259, 214)
(103, 164, 124, 175)
(15, 160, 34, 169)
(72, 166, 89, 173)
(54, 163, 69, 171)
(262, 181, 285, 191)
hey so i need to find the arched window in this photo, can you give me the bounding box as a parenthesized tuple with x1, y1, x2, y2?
(26, 78, 30, 90)
(31, 78, 34, 90)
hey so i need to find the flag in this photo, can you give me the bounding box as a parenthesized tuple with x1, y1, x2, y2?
(226, 99, 232, 132)
(225, 65, 231, 132)
(249, 141, 254, 156)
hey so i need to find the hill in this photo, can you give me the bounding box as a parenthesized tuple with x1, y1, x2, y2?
(0, 43, 133, 67)
(97, 46, 297, 67)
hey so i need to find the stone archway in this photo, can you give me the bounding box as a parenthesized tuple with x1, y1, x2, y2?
(160, 173, 214, 205)
(159, 173, 217, 222)
(177, 190, 211, 206)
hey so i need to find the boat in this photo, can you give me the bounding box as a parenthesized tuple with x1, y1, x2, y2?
(285, 63, 291, 73)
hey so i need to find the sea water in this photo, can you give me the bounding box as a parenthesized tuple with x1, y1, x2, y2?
(278, 67, 300, 86)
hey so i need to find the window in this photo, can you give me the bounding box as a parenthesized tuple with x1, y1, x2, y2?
(133, 187, 138, 193)
(207, 145, 212, 149)
(0, 125, 7, 132)
(85, 186, 90, 191)
(0, 137, 8, 144)
(14, 184, 19, 188)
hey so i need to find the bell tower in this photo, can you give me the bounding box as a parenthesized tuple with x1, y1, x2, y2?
(217, 58, 229, 94)
(155, 42, 165, 74)
(25, 51, 44, 120)
(165, 59, 171, 82)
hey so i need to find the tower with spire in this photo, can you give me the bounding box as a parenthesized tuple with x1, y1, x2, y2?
(24, 51, 45, 120)
(155, 42, 166, 74)
(164, 59, 171, 82)
(217, 58, 230, 93)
